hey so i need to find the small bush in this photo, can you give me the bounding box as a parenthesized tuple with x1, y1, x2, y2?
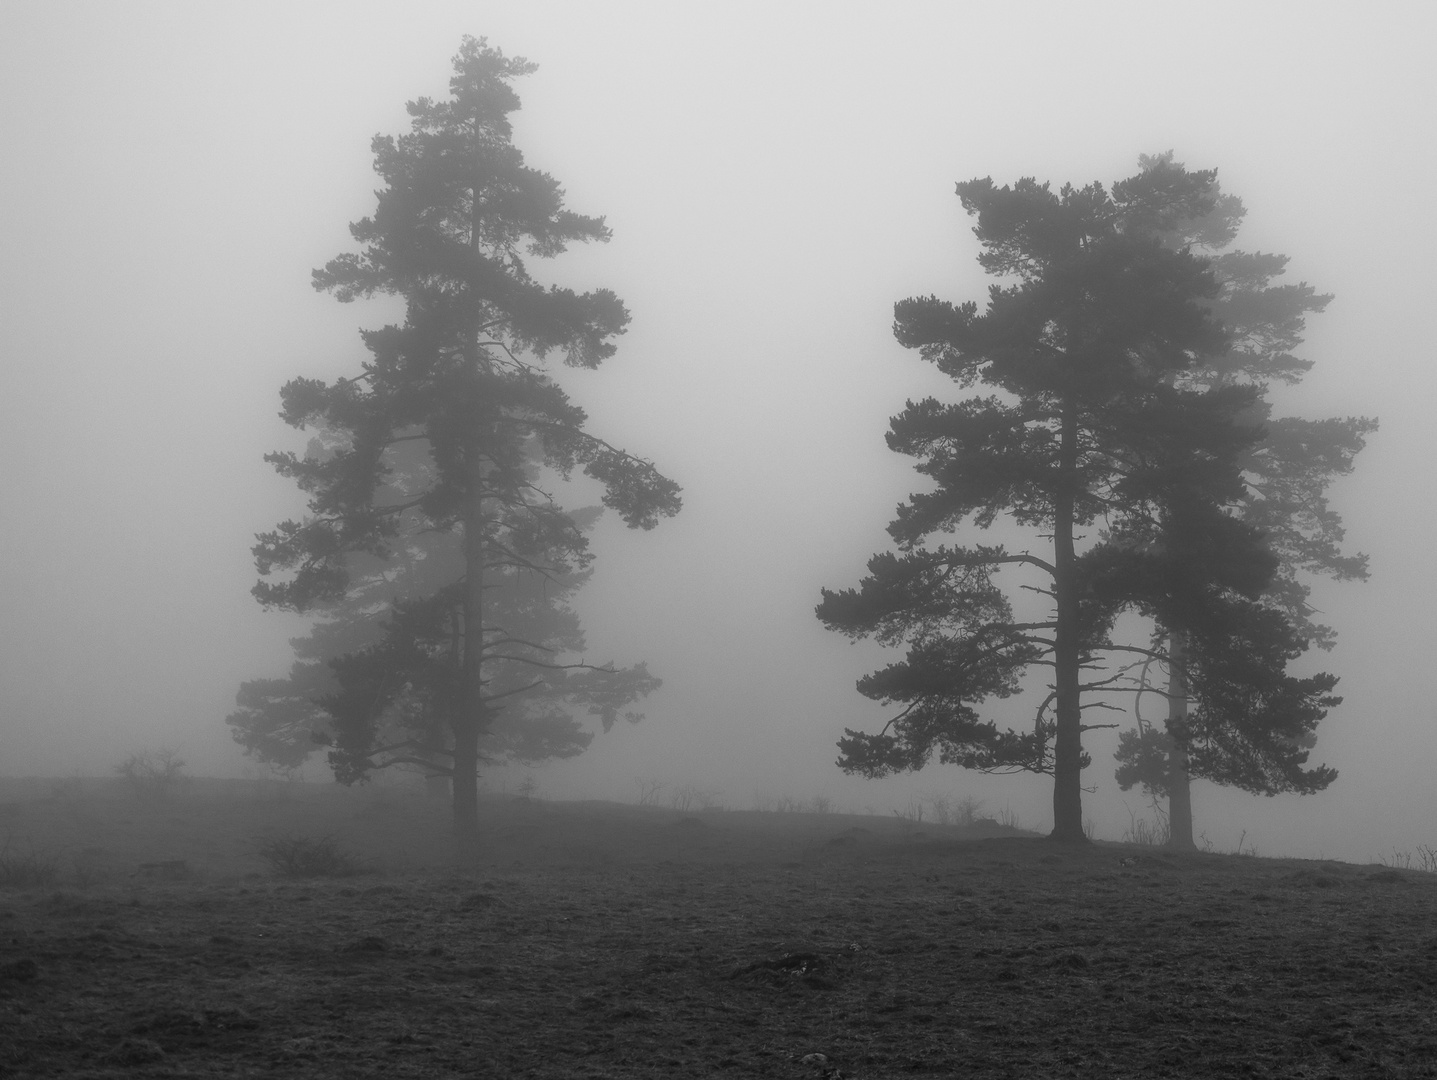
(1122, 803, 1170, 847)
(751, 794, 801, 813)
(0, 837, 60, 888)
(893, 798, 924, 824)
(668, 784, 698, 812)
(927, 793, 983, 827)
(115, 748, 188, 802)
(668, 784, 725, 812)
(927, 795, 953, 825)
(1123, 817, 1169, 847)
(1388, 845, 1437, 873)
(255, 834, 366, 879)
(1381, 848, 1412, 870)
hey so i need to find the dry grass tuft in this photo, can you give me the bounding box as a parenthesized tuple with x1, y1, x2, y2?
(254, 833, 368, 879)
(0, 836, 61, 887)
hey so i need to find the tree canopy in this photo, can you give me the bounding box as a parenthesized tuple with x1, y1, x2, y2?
(818, 160, 1339, 841)
(1107, 154, 1372, 846)
(250, 37, 680, 841)
(232, 434, 657, 782)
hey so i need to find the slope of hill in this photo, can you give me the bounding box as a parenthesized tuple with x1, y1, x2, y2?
(1, 778, 1433, 1077)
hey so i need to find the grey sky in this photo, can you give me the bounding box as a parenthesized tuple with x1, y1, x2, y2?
(2, 1, 1432, 861)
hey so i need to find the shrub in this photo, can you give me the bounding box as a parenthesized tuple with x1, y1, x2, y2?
(115, 748, 189, 801)
(927, 793, 984, 827)
(255, 834, 366, 878)
(751, 793, 831, 814)
(1122, 802, 1170, 847)
(1386, 845, 1437, 873)
(893, 798, 924, 824)
(669, 784, 716, 812)
(0, 837, 60, 888)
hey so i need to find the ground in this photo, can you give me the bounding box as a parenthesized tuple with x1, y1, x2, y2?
(1, 778, 1435, 1078)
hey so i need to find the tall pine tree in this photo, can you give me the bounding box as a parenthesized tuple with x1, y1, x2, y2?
(252, 38, 680, 842)
(818, 161, 1322, 841)
(232, 431, 657, 782)
(1110, 154, 1372, 848)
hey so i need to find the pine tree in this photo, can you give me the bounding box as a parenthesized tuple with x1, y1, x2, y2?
(231, 432, 657, 781)
(818, 161, 1305, 841)
(251, 38, 680, 842)
(1110, 154, 1373, 847)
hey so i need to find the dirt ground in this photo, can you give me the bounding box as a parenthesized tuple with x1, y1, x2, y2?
(2, 779, 1435, 1078)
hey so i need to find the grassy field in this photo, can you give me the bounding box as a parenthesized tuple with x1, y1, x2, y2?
(2, 777, 1435, 1078)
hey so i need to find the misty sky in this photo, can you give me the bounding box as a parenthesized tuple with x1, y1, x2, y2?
(2, 1, 1433, 863)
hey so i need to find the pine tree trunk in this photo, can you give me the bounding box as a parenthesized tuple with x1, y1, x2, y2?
(452, 719, 480, 844)
(451, 176, 487, 850)
(1165, 630, 1197, 851)
(454, 437, 487, 847)
(1050, 403, 1086, 842)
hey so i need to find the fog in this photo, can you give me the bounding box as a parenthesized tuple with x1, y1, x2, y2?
(2, 2, 1433, 864)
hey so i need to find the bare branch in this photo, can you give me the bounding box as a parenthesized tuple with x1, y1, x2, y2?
(483, 634, 558, 655)
(484, 678, 547, 703)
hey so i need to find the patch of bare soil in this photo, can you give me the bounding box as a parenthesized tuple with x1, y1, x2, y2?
(1, 781, 1435, 1077)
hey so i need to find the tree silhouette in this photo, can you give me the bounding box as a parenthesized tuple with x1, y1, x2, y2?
(1110, 154, 1372, 847)
(231, 434, 656, 783)
(251, 38, 680, 842)
(818, 160, 1331, 841)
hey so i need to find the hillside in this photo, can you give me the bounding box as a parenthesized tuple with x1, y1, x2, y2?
(1, 778, 1434, 1077)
